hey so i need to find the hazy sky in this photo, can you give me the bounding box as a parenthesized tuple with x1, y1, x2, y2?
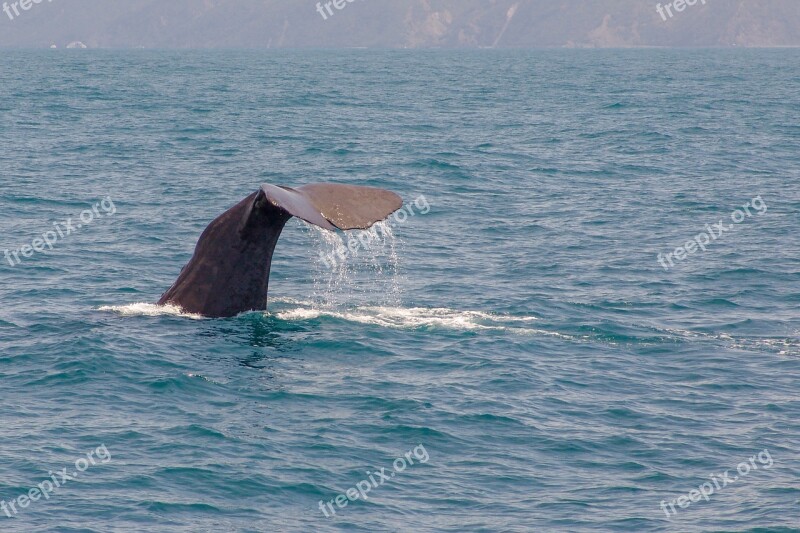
(0, 0, 798, 49)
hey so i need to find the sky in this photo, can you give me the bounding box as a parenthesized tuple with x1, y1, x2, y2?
(0, 0, 798, 49)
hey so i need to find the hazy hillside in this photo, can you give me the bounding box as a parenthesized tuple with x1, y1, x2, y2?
(1, 0, 798, 48)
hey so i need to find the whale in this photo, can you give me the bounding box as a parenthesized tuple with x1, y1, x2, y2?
(158, 183, 402, 318)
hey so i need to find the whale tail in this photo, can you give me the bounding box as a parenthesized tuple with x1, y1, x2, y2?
(259, 183, 403, 231)
(158, 183, 403, 318)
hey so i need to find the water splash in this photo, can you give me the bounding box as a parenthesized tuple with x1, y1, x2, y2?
(98, 303, 206, 320)
(279, 223, 554, 334)
(299, 220, 403, 309)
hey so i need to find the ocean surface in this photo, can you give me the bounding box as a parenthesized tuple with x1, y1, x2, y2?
(0, 49, 798, 532)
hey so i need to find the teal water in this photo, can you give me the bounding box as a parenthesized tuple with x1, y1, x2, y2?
(1, 50, 799, 532)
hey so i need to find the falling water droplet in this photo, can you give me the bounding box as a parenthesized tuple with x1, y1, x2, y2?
(299, 220, 403, 310)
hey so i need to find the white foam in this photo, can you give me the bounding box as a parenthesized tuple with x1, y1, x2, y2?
(659, 327, 800, 356)
(98, 302, 206, 320)
(729, 336, 800, 356)
(273, 304, 541, 333)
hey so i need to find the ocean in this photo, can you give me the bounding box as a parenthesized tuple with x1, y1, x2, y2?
(0, 49, 798, 532)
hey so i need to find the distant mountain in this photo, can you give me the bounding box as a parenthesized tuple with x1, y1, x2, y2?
(1, 0, 798, 48)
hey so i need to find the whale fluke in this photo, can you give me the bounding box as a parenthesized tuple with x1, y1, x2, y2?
(277, 183, 404, 230)
(157, 183, 402, 318)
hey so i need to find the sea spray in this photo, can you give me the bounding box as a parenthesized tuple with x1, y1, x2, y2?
(301, 220, 402, 310)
